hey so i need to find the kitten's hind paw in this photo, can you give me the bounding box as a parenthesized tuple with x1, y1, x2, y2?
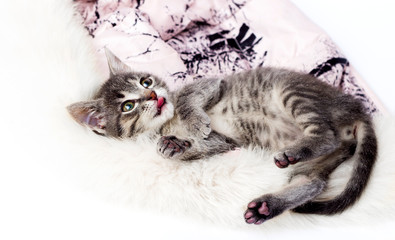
(157, 136, 191, 159)
(244, 195, 283, 225)
(244, 201, 270, 225)
(274, 151, 300, 168)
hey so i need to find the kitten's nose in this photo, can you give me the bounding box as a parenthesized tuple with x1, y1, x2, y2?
(145, 90, 157, 101)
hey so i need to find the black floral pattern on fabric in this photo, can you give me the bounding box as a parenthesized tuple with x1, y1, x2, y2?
(74, 0, 379, 114)
(167, 23, 266, 80)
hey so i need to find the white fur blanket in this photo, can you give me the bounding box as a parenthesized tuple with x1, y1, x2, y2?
(1, 0, 395, 239)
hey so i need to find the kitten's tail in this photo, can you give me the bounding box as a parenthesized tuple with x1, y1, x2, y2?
(293, 120, 377, 215)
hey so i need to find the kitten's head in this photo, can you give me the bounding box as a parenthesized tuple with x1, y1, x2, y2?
(67, 48, 174, 138)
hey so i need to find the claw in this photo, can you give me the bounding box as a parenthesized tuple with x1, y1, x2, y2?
(157, 136, 191, 159)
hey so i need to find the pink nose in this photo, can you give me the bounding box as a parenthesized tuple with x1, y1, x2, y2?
(147, 91, 157, 100)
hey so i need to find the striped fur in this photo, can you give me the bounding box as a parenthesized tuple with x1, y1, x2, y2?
(67, 51, 377, 225)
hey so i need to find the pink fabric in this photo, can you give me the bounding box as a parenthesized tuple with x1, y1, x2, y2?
(75, 0, 381, 114)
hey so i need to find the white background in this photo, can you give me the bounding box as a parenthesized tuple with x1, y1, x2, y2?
(1, 1, 394, 240)
(291, 0, 395, 115)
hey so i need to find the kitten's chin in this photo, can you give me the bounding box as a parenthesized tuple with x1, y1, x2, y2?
(151, 102, 174, 128)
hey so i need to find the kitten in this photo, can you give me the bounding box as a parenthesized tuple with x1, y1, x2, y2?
(67, 48, 377, 225)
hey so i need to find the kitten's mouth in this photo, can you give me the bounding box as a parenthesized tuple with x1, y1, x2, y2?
(155, 97, 166, 116)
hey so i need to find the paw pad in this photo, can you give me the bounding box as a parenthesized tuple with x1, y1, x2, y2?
(274, 152, 300, 168)
(157, 136, 191, 159)
(244, 201, 271, 225)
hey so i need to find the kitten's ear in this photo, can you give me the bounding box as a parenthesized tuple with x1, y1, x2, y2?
(67, 99, 107, 136)
(104, 47, 131, 76)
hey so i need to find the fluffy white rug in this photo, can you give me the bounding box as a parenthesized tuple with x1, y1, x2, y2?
(1, 0, 395, 237)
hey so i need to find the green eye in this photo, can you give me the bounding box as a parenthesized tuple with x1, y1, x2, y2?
(121, 100, 136, 112)
(140, 77, 153, 88)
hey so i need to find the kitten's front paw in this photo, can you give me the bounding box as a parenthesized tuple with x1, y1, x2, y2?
(157, 136, 191, 159)
(187, 113, 211, 139)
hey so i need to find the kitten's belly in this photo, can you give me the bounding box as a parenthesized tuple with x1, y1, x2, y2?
(209, 113, 240, 141)
(208, 109, 301, 150)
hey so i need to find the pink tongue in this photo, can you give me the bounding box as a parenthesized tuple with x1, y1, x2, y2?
(157, 97, 165, 108)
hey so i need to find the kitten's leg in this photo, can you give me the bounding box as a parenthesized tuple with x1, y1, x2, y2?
(176, 78, 226, 139)
(157, 136, 192, 159)
(157, 130, 239, 161)
(274, 88, 349, 168)
(244, 176, 326, 224)
(274, 124, 357, 168)
(274, 134, 339, 168)
(245, 140, 357, 224)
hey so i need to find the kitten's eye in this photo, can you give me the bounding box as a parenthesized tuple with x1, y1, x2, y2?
(140, 77, 153, 88)
(121, 100, 136, 112)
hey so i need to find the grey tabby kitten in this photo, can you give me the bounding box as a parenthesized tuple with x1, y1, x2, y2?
(68, 49, 377, 225)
